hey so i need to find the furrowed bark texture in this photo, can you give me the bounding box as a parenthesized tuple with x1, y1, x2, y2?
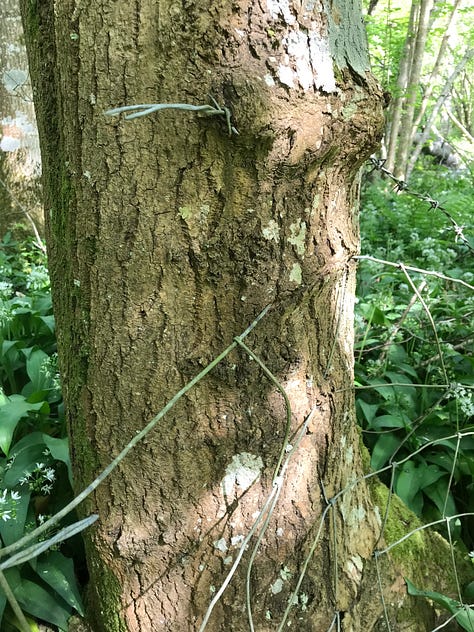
(17, 0, 428, 630)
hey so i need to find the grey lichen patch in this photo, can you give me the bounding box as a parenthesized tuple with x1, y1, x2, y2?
(178, 205, 193, 220)
(346, 555, 364, 583)
(262, 219, 280, 242)
(289, 263, 302, 284)
(288, 220, 307, 256)
(267, 0, 295, 24)
(349, 505, 366, 526)
(213, 537, 228, 553)
(340, 487, 366, 528)
(221, 452, 264, 498)
(342, 101, 358, 121)
(308, 31, 338, 93)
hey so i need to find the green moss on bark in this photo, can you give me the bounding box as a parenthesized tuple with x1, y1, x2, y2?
(371, 481, 472, 596)
(85, 553, 128, 632)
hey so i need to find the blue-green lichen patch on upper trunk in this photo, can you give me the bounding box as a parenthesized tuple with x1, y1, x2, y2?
(325, 0, 371, 76)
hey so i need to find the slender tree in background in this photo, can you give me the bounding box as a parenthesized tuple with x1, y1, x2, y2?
(19, 1, 453, 630)
(405, 47, 474, 181)
(0, 0, 42, 238)
(391, 0, 433, 179)
(384, 0, 419, 173)
(451, 57, 474, 137)
(375, 0, 473, 180)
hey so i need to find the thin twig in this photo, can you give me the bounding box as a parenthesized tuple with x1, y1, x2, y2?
(0, 568, 31, 632)
(399, 263, 448, 384)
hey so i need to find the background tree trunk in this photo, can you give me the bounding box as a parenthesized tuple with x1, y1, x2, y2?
(19, 1, 441, 630)
(0, 0, 42, 238)
(385, 0, 418, 173)
(393, 0, 433, 179)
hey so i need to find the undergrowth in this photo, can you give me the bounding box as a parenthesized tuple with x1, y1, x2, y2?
(0, 233, 84, 631)
(356, 162, 474, 549)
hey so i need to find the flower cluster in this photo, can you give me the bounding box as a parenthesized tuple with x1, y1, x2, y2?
(447, 384, 474, 419)
(0, 488, 21, 521)
(19, 461, 56, 495)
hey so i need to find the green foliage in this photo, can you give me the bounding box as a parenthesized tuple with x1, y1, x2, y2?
(406, 578, 474, 630)
(356, 166, 474, 547)
(0, 233, 83, 630)
(364, 4, 409, 93)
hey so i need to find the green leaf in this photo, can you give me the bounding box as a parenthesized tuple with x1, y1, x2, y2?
(369, 381, 395, 401)
(39, 315, 54, 333)
(25, 390, 50, 404)
(25, 349, 49, 390)
(370, 434, 402, 470)
(0, 577, 6, 626)
(406, 578, 474, 631)
(395, 461, 424, 514)
(397, 363, 419, 379)
(42, 435, 72, 486)
(423, 478, 457, 517)
(0, 490, 31, 547)
(0, 396, 48, 456)
(357, 400, 379, 425)
(386, 344, 407, 363)
(371, 413, 410, 430)
(425, 452, 457, 473)
(12, 576, 71, 630)
(464, 581, 474, 603)
(1, 340, 18, 353)
(3, 433, 49, 487)
(371, 306, 388, 325)
(34, 552, 84, 615)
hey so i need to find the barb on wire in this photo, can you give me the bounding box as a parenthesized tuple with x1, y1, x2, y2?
(354, 255, 474, 291)
(368, 157, 474, 253)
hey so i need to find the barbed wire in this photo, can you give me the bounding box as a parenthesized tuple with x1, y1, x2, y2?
(368, 157, 474, 254)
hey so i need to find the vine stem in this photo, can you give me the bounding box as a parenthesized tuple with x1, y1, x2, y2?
(0, 568, 31, 632)
(0, 305, 271, 561)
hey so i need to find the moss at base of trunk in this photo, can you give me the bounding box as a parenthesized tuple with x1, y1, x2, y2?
(371, 482, 472, 595)
(85, 551, 128, 632)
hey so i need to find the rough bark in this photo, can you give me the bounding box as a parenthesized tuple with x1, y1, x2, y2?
(19, 1, 441, 631)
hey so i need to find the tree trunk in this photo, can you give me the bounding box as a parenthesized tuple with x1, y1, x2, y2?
(405, 48, 474, 181)
(409, 0, 461, 140)
(384, 0, 419, 173)
(393, 0, 433, 180)
(0, 0, 42, 239)
(20, 1, 444, 631)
